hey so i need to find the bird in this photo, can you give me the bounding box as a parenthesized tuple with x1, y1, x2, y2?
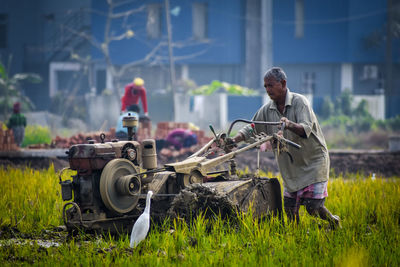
(130, 190, 153, 248)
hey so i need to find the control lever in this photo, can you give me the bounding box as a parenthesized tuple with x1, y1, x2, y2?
(283, 137, 301, 149)
(273, 133, 301, 149)
(209, 124, 218, 141)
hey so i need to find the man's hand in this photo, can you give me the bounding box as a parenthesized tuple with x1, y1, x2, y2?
(224, 137, 237, 150)
(278, 117, 306, 138)
(279, 117, 291, 131)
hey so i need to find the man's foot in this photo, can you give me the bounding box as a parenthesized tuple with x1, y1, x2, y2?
(330, 215, 342, 230)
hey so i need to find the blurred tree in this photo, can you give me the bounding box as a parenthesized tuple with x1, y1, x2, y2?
(320, 96, 334, 119)
(335, 89, 353, 116)
(353, 99, 372, 118)
(62, 0, 209, 110)
(0, 57, 42, 119)
(363, 0, 400, 116)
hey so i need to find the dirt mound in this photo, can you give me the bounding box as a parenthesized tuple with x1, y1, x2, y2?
(168, 178, 283, 221)
(168, 183, 237, 221)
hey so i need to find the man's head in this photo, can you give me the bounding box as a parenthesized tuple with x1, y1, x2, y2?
(263, 67, 287, 103)
(13, 102, 21, 113)
(127, 104, 140, 113)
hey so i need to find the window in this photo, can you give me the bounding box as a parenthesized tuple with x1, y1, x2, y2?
(302, 72, 315, 94)
(192, 3, 208, 40)
(147, 4, 162, 39)
(295, 0, 304, 38)
(360, 65, 378, 80)
(0, 14, 8, 48)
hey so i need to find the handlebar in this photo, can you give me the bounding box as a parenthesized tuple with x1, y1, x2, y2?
(226, 119, 301, 150)
(227, 119, 281, 136)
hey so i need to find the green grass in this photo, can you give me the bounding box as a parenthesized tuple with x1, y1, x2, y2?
(21, 125, 52, 147)
(0, 166, 399, 266)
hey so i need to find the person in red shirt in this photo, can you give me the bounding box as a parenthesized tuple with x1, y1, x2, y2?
(121, 77, 148, 115)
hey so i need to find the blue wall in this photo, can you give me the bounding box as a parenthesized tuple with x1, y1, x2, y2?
(89, 0, 396, 67)
(0, 0, 40, 74)
(90, 0, 245, 65)
(228, 95, 263, 121)
(348, 0, 388, 63)
(273, 0, 389, 64)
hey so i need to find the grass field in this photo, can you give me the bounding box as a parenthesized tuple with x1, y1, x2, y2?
(0, 166, 399, 266)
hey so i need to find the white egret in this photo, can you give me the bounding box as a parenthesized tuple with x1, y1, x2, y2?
(130, 190, 153, 248)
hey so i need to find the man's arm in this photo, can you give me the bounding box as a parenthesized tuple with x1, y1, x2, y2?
(139, 87, 148, 115)
(121, 85, 131, 111)
(280, 117, 306, 138)
(232, 132, 244, 143)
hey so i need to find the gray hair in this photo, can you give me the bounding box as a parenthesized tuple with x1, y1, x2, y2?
(263, 67, 287, 82)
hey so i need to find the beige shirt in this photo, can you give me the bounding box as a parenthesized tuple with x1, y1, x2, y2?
(239, 88, 329, 192)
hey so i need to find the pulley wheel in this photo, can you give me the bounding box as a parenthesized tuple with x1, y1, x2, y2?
(100, 159, 141, 214)
(178, 170, 204, 188)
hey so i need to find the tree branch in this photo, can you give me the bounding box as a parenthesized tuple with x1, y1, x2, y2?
(117, 41, 168, 75)
(110, 5, 146, 19)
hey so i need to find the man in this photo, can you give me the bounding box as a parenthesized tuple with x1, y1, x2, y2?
(121, 77, 148, 116)
(231, 67, 340, 228)
(165, 128, 197, 150)
(7, 102, 27, 146)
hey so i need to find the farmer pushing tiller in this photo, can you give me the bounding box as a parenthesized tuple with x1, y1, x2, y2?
(229, 67, 341, 229)
(59, 107, 304, 234)
(58, 70, 340, 234)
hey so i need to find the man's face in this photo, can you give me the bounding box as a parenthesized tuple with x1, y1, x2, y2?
(264, 77, 286, 102)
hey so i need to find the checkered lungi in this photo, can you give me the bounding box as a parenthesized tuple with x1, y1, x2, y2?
(283, 181, 328, 209)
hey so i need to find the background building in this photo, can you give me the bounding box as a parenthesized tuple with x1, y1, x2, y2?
(0, 0, 398, 126)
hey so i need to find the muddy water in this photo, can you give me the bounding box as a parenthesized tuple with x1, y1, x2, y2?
(0, 238, 61, 248)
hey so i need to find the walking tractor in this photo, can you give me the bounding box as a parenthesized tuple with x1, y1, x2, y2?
(59, 114, 301, 234)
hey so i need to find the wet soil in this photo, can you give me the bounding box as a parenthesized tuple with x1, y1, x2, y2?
(0, 224, 68, 243)
(167, 183, 237, 221)
(211, 150, 400, 177)
(328, 150, 400, 177)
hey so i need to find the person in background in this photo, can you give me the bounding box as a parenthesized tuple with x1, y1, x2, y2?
(166, 128, 197, 150)
(7, 102, 27, 146)
(121, 77, 148, 116)
(229, 67, 341, 229)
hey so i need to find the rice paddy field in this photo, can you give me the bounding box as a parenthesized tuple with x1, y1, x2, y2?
(0, 166, 399, 266)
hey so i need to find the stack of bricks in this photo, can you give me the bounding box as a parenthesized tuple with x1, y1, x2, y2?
(52, 128, 117, 148)
(0, 123, 19, 151)
(136, 120, 152, 140)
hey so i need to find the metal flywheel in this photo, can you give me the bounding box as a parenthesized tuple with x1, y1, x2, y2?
(100, 159, 141, 214)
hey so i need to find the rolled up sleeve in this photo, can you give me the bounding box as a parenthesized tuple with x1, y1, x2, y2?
(295, 100, 313, 138)
(238, 124, 254, 141)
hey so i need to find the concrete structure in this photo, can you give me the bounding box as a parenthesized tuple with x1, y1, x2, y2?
(174, 93, 228, 130)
